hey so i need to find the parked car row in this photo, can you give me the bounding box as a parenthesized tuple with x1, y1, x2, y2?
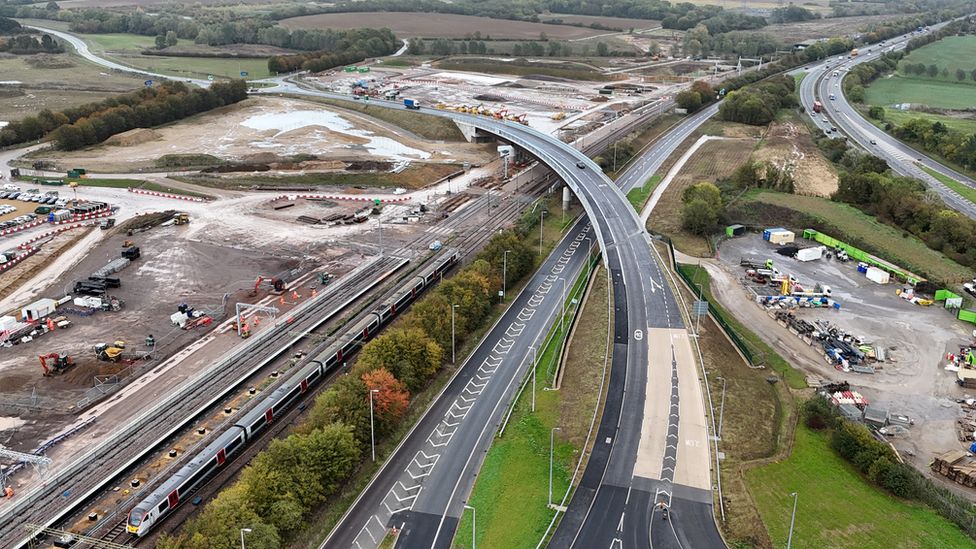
(0, 205, 15, 216)
(0, 190, 61, 205)
(0, 213, 38, 230)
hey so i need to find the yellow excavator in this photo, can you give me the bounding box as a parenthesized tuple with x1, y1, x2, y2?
(174, 213, 190, 225)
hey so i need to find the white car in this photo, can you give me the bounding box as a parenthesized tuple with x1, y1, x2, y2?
(393, 188, 407, 195)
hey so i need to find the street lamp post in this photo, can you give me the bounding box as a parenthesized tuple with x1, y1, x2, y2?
(559, 277, 567, 334)
(502, 249, 511, 299)
(464, 504, 476, 549)
(787, 492, 798, 549)
(584, 236, 593, 280)
(529, 345, 537, 412)
(369, 389, 379, 462)
(717, 376, 727, 439)
(539, 210, 547, 256)
(549, 427, 562, 508)
(452, 304, 459, 364)
(240, 528, 252, 549)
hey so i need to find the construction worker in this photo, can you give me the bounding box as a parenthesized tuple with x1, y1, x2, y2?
(145, 334, 155, 347)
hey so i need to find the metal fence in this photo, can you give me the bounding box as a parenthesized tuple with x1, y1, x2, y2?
(659, 234, 767, 368)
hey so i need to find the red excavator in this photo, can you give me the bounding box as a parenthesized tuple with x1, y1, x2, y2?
(252, 275, 286, 296)
(39, 353, 74, 377)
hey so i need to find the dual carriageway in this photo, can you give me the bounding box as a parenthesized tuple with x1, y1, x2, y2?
(13, 18, 976, 549)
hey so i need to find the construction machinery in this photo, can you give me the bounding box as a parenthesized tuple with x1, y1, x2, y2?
(94, 341, 126, 362)
(39, 353, 74, 376)
(551, 112, 567, 121)
(252, 275, 286, 295)
(174, 213, 189, 225)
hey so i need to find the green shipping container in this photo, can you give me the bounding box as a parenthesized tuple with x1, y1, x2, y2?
(358, 67, 370, 73)
(345, 66, 357, 72)
(71, 168, 86, 175)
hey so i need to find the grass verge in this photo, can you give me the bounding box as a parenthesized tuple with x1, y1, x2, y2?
(918, 164, 976, 204)
(626, 174, 661, 211)
(292, 198, 583, 548)
(178, 163, 461, 190)
(453, 258, 602, 548)
(746, 425, 974, 548)
(69, 178, 213, 199)
(677, 263, 806, 389)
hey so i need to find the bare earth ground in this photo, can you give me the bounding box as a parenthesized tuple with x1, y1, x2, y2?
(710, 234, 970, 485)
(647, 137, 756, 256)
(753, 118, 838, 197)
(35, 97, 494, 172)
(0, 54, 145, 122)
(764, 14, 908, 42)
(278, 12, 612, 40)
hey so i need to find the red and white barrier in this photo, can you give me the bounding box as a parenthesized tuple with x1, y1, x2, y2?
(64, 210, 113, 223)
(0, 220, 45, 237)
(127, 187, 207, 202)
(0, 246, 38, 272)
(18, 222, 91, 249)
(272, 194, 410, 204)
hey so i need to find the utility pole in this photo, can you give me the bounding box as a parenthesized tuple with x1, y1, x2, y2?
(539, 210, 547, 256)
(787, 492, 798, 549)
(549, 427, 562, 508)
(452, 304, 459, 364)
(369, 389, 379, 461)
(530, 345, 537, 412)
(503, 249, 511, 298)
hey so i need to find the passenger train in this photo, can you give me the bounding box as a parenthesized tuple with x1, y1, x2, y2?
(127, 250, 460, 536)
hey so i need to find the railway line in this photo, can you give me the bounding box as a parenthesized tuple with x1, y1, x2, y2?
(18, 167, 546, 548)
(0, 255, 409, 549)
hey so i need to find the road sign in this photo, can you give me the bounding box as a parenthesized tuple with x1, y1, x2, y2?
(693, 300, 709, 317)
(207, 74, 214, 81)
(240, 71, 248, 77)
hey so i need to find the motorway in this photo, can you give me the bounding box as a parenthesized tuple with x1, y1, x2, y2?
(797, 23, 976, 218)
(306, 96, 717, 548)
(13, 25, 720, 548)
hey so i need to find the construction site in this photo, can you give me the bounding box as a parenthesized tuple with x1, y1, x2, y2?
(706, 227, 976, 491)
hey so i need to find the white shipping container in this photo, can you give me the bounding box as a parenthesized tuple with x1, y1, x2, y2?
(73, 296, 102, 309)
(866, 266, 890, 284)
(22, 297, 56, 320)
(0, 315, 17, 332)
(796, 246, 824, 261)
(769, 230, 795, 245)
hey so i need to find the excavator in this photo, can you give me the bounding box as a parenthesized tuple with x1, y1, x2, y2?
(39, 353, 74, 376)
(252, 275, 286, 295)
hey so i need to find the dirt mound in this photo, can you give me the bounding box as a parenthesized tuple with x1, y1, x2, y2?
(106, 128, 160, 147)
(754, 120, 837, 197)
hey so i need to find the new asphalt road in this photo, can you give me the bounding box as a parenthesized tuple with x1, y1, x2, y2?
(797, 21, 976, 219)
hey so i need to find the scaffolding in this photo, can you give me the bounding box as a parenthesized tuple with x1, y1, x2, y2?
(0, 446, 52, 490)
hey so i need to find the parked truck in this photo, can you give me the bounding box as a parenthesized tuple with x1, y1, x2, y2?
(403, 98, 420, 110)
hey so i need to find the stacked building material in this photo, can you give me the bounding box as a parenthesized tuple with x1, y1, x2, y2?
(932, 450, 976, 487)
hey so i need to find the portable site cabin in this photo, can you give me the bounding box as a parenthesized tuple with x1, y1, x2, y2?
(22, 298, 56, 321)
(795, 246, 824, 262)
(866, 267, 891, 284)
(763, 227, 795, 245)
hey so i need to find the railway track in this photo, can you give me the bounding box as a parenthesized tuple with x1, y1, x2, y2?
(7, 173, 546, 548)
(0, 255, 409, 549)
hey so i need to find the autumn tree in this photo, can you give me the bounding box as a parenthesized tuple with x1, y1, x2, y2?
(156, 485, 280, 549)
(362, 368, 410, 428)
(356, 327, 443, 390)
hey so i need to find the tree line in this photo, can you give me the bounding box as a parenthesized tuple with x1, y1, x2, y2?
(0, 32, 62, 54)
(719, 74, 797, 126)
(264, 28, 397, 73)
(822, 136, 976, 275)
(0, 80, 247, 149)
(804, 397, 976, 541)
(157, 212, 546, 547)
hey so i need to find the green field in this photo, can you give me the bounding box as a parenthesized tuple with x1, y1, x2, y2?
(742, 190, 972, 282)
(880, 108, 976, 135)
(865, 36, 976, 109)
(896, 36, 976, 81)
(84, 33, 190, 52)
(864, 75, 976, 109)
(746, 426, 972, 548)
(101, 52, 271, 80)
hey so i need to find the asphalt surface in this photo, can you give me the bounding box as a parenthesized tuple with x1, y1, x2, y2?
(12, 26, 719, 547)
(796, 22, 976, 219)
